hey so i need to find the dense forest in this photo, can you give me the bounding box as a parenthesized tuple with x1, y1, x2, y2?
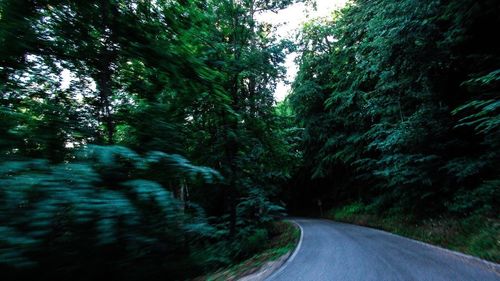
(290, 0, 500, 216)
(0, 0, 300, 279)
(287, 0, 499, 261)
(0, 0, 498, 280)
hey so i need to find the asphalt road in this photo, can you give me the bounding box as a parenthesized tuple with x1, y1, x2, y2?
(266, 219, 500, 281)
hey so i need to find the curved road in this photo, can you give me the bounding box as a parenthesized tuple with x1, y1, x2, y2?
(267, 219, 500, 281)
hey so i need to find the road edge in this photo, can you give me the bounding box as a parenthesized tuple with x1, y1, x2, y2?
(322, 218, 500, 276)
(263, 220, 304, 281)
(237, 220, 304, 281)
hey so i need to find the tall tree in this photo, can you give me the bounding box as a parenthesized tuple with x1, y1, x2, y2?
(289, 0, 500, 216)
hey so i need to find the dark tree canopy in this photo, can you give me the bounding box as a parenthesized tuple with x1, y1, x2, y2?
(1, 0, 499, 278)
(0, 0, 299, 279)
(288, 0, 499, 218)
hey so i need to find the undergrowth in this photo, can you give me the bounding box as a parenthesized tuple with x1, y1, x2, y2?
(197, 221, 300, 281)
(327, 202, 499, 263)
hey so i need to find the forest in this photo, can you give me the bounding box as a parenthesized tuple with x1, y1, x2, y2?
(0, 0, 498, 280)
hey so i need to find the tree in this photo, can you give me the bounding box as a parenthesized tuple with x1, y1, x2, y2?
(289, 0, 500, 217)
(0, 0, 299, 279)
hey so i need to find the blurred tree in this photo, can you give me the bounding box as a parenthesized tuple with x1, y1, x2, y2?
(0, 0, 298, 279)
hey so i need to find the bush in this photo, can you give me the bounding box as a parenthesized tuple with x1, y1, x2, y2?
(331, 202, 367, 220)
(327, 203, 500, 263)
(0, 145, 219, 280)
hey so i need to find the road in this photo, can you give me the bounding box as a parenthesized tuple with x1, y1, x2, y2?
(266, 219, 500, 281)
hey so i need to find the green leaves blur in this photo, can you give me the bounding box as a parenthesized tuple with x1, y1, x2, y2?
(0, 0, 298, 279)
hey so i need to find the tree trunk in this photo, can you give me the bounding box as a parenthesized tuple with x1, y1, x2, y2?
(97, 0, 115, 144)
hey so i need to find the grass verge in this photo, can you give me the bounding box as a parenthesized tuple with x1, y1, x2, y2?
(197, 221, 300, 281)
(326, 202, 499, 263)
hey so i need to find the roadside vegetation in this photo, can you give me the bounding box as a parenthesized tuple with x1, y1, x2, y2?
(286, 0, 499, 264)
(1, 0, 498, 279)
(327, 202, 499, 263)
(0, 0, 299, 280)
(199, 221, 300, 281)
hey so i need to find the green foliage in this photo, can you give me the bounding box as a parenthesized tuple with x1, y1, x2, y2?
(289, 0, 500, 218)
(331, 202, 366, 220)
(0, 146, 218, 277)
(328, 203, 499, 262)
(468, 222, 500, 262)
(0, 0, 298, 279)
(237, 189, 285, 226)
(449, 180, 500, 217)
(203, 221, 300, 281)
(237, 228, 269, 257)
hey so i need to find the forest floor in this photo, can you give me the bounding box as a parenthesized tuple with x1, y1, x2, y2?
(326, 202, 500, 263)
(196, 221, 300, 281)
